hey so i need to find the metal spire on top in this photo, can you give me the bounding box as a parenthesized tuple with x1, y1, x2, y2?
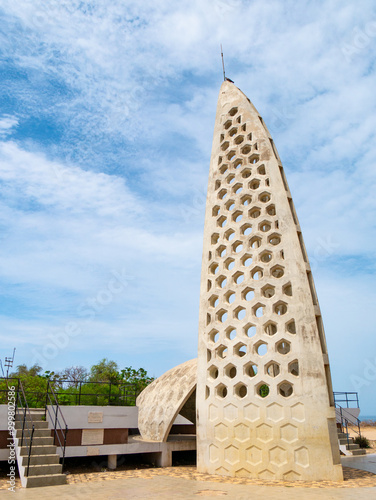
(220, 45, 234, 83)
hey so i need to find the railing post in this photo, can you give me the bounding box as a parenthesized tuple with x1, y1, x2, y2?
(78, 382, 82, 406)
(26, 425, 34, 477)
(45, 380, 49, 420)
(109, 382, 112, 405)
(21, 407, 26, 447)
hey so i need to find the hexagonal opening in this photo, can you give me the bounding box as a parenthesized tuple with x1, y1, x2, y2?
(249, 154, 260, 164)
(221, 141, 230, 151)
(250, 236, 262, 249)
(232, 182, 243, 194)
(233, 158, 243, 169)
(266, 204, 276, 216)
(234, 342, 247, 357)
(244, 362, 258, 378)
(249, 178, 261, 190)
(208, 328, 219, 343)
(242, 287, 255, 301)
(234, 306, 246, 321)
(224, 290, 236, 304)
(211, 233, 220, 245)
(257, 164, 266, 175)
(286, 319, 296, 334)
(226, 173, 235, 185)
(208, 294, 219, 308)
(216, 244, 227, 258)
(241, 144, 251, 155)
(251, 266, 263, 280)
(253, 303, 265, 318)
(244, 323, 256, 338)
(259, 220, 271, 232)
(234, 383, 247, 398)
(217, 215, 227, 227)
(216, 345, 228, 359)
(283, 283, 293, 296)
(216, 383, 228, 398)
(262, 285, 275, 298)
(257, 382, 270, 398)
(209, 262, 219, 275)
(264, 321, 278, 336)
(241, 253, 253, 267)
(268, 233, 281, 246)
(232, 271, 244, 285)
(259, 192, 271, 203)
(224, 228, 235, 241)
(240, 223, 252, 236)
(274, 301, 288, 316)
(219, 164, 228, 175)
(225, 327, 237, 340)
(229, 107, 238, 116)
(289, 360, 299, 377)
(227, 150, 236, 161)
(255, 341, 268, 356)
(224, 363, 237, 379)
(229, 127, 238, 137)
(242, 168, 252, 179)
(234, 135, 244, 145)
(232, 240, 244, 253)
(224, 257, 235, 270)
(212, 205, 220, 216)
(241, 194, 252, 205)
(216, 275, 227, 288)
(278, 381, 293, 398)
(208, 365, 219, 379)
(249, 207, 261, 219)
(266, 362, 280, 378)
(260, 250, 272, 263)
(225, 199, 235, 211)
(271, 265, 284, 278)
(216, 308, 228, 323)
(232, 210, 243, 222)
(276, 339, 291, 355)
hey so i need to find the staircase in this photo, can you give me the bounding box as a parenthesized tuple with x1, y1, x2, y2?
(337, 429, 366, 456)
(15, 409, 66, 488)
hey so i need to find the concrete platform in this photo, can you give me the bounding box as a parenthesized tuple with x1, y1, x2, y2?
(341, 453, 376, 475)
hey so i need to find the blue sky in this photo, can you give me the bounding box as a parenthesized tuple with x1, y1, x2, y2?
(0, 0, 375, 414)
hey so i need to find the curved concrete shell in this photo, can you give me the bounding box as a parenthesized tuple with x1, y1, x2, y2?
(136, 358, 197, 442)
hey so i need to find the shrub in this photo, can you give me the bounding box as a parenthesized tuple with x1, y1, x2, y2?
(354, 435, 371, 448)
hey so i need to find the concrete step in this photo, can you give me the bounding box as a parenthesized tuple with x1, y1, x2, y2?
(22, 454, 60, 466)
(20, 445, 57, 456)
(337, 432, 348, 439)
(346, 443, 360, 450)
(25, 474, 66, 488)
(339, 438, 353, 445)
(26, 464, 63, 476)
(21, 436, 54, 446)
(16, 429, 51, 439)
(352, 448, 367, 456)
(15, 421, 48, 430)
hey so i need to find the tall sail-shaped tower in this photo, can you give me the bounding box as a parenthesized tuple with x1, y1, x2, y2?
(196, 81, 342, 481)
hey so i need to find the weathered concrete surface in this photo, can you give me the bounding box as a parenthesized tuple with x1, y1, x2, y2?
(137, 359, 196, 442)
(196, 81, 342, 481)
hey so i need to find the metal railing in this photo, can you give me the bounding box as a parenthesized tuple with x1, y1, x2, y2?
(15, 380, 35, 477)
(335, 403, 362, 447)
(333, 392, 359, 409)
(45, 380, 68, 470)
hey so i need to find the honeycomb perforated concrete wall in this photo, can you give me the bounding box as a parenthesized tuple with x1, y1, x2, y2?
(196, 81, 343, 481)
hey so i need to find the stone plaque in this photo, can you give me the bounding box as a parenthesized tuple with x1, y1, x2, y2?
(81, 429, 104, 445)
(86, 447, 100, 456)
(88, 411, 103, 423)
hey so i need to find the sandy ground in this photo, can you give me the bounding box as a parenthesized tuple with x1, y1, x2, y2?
(349, 426, 376, 452)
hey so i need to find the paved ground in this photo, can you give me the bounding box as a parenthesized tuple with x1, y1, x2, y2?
(341, 454, 376, 475)
(0, 474, 376, 499)
(1, 466, 376, 498)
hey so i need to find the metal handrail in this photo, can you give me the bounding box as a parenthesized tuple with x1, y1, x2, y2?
(333, 392, 359, 408)
(14, 380, 35, 477)
(335, 403, 362, 441)
(45, 380, 68, 470)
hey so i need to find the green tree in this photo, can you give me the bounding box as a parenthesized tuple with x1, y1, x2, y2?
(89, 358, 120, 383)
